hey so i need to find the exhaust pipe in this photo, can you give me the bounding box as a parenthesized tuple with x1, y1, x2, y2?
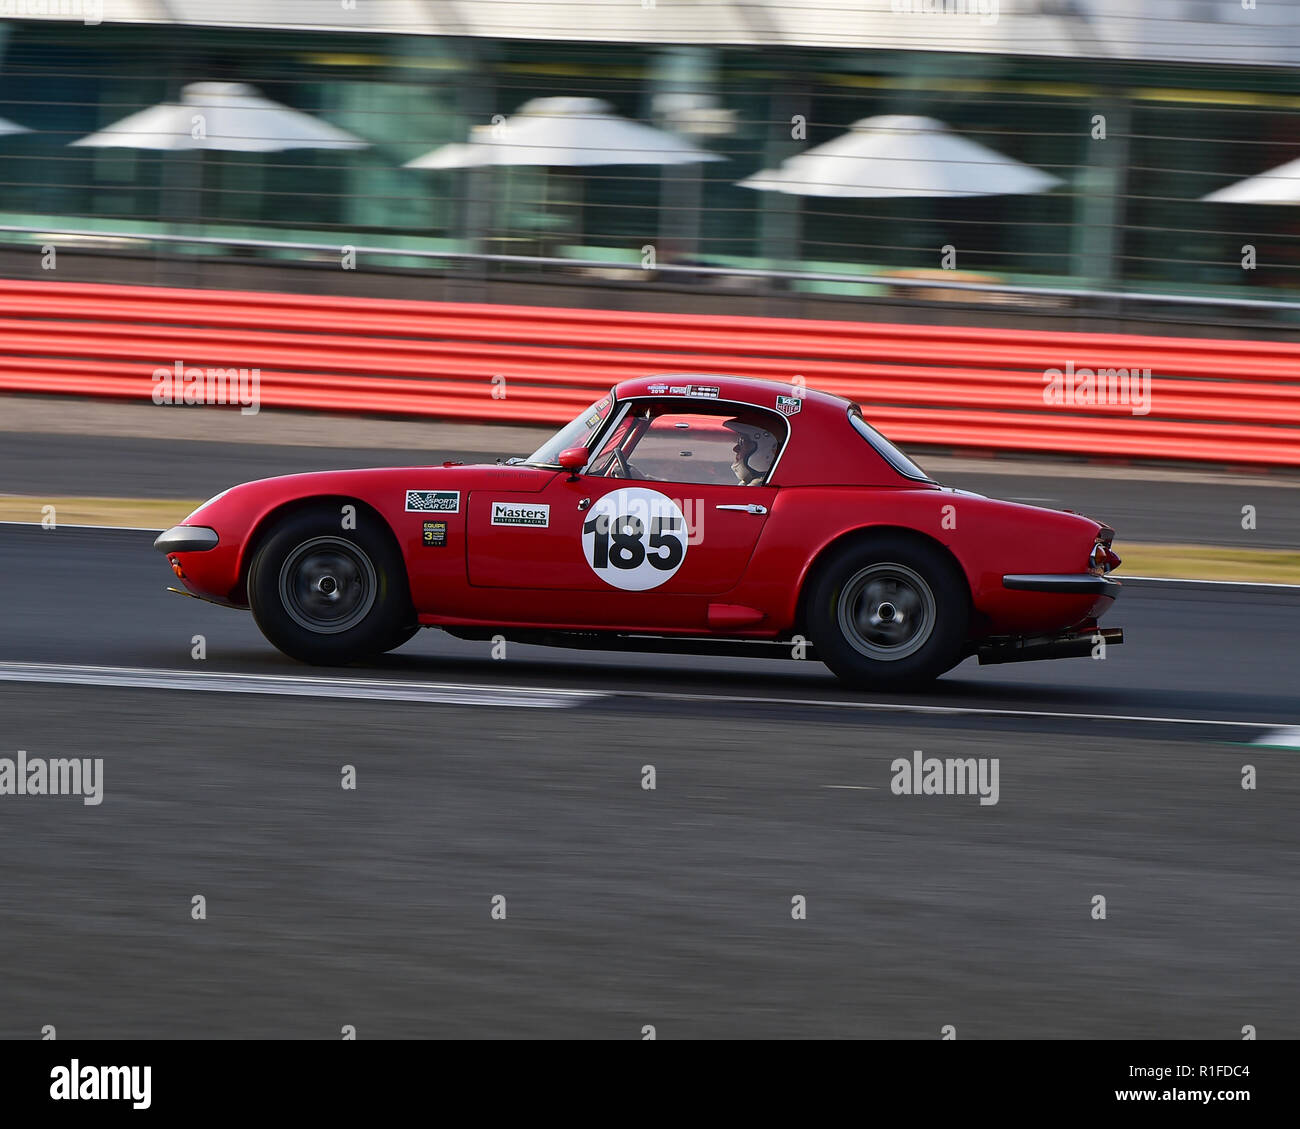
(978, 627, 1124, 666)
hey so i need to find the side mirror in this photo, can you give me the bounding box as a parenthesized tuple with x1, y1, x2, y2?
(557, 447, 589, 472)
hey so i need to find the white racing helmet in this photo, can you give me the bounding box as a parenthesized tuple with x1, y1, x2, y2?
(724, 417, 779, 485)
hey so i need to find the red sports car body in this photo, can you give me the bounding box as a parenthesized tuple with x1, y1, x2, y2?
(155, 375, 1123, 687)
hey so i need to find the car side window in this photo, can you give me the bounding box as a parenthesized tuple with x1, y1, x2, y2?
(610, 408, 787, 486)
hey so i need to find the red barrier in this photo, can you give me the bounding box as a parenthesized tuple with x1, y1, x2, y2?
(1, 279, 1297, 465)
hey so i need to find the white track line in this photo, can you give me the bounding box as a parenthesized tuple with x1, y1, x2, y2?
(1252, 728, 1300, 748)
(1121, 575, 1300, 590)
(0, 520, 166, 532)
(0, 661, 1289, 729)
(0, 662, 602, 709)
(606, 688, 1295, 729)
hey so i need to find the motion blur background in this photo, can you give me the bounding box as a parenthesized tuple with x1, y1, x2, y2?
(1, 0, 1298, 332)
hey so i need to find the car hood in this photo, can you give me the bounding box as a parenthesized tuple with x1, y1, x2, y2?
(181, 462, 551, 525)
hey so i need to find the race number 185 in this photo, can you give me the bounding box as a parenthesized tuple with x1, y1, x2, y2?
(579, 488, 690, 591)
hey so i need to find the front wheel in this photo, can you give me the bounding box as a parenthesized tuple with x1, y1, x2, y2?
(806, 535, 969, 689)
(247, 507, 412, 665)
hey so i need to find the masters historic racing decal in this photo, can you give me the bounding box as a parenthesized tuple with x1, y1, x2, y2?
(491, 502, 551, 527)
(406, 489, 460, 513)
(581, 487, 688, 591)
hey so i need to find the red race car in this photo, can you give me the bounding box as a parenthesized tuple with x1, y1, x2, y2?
(154, 375, 1123, 687)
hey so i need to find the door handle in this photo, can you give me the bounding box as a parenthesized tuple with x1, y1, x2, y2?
(715, 503, 767, 515)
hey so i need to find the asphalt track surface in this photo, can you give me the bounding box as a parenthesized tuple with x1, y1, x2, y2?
(1, 525, 1298, 1037)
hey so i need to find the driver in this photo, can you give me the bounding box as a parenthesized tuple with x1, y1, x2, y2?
(724, 418, 779, 485)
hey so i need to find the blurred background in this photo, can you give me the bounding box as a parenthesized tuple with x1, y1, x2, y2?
(1, 0, 1298, 333)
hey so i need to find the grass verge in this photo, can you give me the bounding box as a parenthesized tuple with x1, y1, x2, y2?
(1116, 543, 1300, 584)
(0, 496, 201, 529)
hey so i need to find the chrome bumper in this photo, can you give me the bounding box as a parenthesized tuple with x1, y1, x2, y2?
(1003, 573, 1121, 597)
(153, 525, 219, 553)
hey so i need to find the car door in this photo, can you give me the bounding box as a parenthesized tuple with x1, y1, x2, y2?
(467, 473, 774, 596)
(466, 404, 782, 606)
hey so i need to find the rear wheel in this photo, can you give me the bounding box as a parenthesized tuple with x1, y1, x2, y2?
(247, 506, 412, 665)
(807, 534, 968, 689)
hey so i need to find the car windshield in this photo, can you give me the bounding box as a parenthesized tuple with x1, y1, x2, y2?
(848, 408, 935, 483)
(522, 392, 617, 466)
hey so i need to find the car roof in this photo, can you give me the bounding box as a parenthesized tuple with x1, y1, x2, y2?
(612, 374, 852, 418)
(609, 374, 915, 488)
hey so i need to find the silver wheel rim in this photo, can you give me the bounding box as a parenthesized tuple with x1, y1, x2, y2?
(278, 536, 377, 634)
(836, 562, 936, 661)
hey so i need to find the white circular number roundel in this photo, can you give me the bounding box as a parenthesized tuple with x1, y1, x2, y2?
(581, 487, 688, 591)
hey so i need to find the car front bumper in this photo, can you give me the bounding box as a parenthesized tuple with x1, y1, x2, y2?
(153, 525, 219, 553)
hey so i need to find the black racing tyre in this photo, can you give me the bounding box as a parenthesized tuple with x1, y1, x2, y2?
(806, 534, 969, 689)
(247, 506, 413, 666)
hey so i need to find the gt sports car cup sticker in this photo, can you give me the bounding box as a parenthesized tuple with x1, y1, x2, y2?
(406, 490, 460, 513)
(491, 502, 550, 527)
(581, 487, 688, 591)
(776, 395, 801, 415)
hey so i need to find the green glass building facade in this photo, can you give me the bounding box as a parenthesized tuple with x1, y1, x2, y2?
(0, 17, 1296, 315)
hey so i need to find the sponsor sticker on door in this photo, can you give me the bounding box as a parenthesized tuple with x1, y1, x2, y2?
(491, 502, 550, 527)
(406, 490, 460, 513)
